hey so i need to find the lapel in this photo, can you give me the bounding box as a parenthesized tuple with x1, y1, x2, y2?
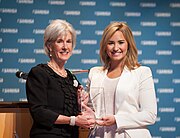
(90, 68, 107, 88)
(115, 67, 132, 113)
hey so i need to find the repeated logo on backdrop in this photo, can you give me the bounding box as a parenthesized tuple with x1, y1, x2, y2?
(0, 0, 180, 137)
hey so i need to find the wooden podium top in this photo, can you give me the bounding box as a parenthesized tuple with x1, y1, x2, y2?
(0, 102, 29, 108)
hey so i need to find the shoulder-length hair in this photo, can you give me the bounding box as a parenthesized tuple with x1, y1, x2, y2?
(44, 19, 76, 57)
(100, 22, 140, 70)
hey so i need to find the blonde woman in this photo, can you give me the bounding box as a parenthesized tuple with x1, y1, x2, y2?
(87, 22, 157, 138)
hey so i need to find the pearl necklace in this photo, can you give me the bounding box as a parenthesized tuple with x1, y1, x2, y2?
(47, 62, 67, 77)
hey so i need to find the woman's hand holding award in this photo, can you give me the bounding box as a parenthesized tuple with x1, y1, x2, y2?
(77, 86, 96, 128)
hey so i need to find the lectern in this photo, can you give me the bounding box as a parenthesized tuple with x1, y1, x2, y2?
(0, 102, 89, 138)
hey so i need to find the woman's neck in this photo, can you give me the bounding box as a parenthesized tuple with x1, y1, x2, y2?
(107, 61, 124, 78)
(47, 60, 67, 77)
(48, 60, 64, 70)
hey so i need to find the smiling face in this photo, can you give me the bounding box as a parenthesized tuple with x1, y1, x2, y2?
(106, 31, 128, 65)
(49, 31, 73, 63)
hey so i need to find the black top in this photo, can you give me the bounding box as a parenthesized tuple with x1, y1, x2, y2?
(26, 64, 80, 138)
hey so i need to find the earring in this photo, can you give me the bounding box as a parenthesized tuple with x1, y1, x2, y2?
(49, 50, 52, 57)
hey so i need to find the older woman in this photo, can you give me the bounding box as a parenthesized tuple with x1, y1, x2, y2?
(26, 19, 94, 138)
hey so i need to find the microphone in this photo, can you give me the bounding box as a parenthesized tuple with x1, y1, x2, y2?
(16, 71, 28, 80)
(15, 69, 89, 79)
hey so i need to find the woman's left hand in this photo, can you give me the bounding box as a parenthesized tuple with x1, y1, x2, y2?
(96, 115, 116, 126)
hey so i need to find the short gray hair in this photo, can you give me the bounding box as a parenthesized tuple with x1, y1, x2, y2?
(44, 19, 76, 57)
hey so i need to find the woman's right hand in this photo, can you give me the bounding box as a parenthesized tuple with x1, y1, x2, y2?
(75, 103, 95, 128)
(75, 114, 95, 128)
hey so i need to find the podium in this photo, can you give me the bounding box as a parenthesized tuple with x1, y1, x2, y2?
(0, 102, 32, 138)
(0, 102, 89, 138)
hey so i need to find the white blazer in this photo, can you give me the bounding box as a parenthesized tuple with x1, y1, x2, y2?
(87, 66, 157, 138)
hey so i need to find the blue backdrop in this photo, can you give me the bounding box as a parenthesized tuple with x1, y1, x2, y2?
(0, 0, 180, 137)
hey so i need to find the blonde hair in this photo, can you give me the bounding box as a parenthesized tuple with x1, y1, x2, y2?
(100, 22, 140, 70)
(44, 19, 76, 57)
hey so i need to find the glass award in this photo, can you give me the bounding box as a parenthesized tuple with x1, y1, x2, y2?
(77, 86, 84, 112)
(77, 86, 89, 112)
(89, 87, 106, 121)
(77, 86, 96, 124)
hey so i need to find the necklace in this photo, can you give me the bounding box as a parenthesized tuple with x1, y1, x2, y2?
(47, 62, 67, 77)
